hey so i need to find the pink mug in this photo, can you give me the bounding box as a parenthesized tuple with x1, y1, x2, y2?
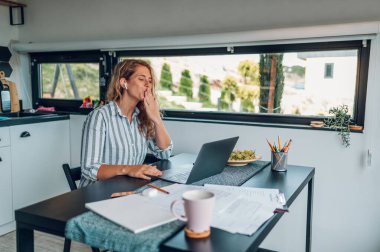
(170, 190, 215, 233)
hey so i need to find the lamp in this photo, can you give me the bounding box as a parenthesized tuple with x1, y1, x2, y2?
(9, 5, 24, 25)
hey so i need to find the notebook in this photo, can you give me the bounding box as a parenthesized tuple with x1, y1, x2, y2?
(154, 136, 239, 184)
(85, 194, 176, 234)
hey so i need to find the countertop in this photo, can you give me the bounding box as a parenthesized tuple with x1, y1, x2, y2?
(0, 111, 69, 127)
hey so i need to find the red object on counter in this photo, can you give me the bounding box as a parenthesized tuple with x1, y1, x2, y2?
(36, 106, 56, 112)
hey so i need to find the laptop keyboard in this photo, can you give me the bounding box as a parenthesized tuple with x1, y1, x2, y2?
(164, 171, 189, 183)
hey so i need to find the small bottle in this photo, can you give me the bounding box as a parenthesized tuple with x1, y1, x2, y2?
(0, 80, 11, 113)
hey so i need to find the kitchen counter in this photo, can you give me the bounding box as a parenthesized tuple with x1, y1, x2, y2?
(0, 111, 69, 127)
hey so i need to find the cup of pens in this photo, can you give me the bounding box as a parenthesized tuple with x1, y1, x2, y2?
(267, 138, 292, 172)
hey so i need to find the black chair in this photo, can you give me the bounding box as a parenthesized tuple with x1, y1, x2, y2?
(62, 164, 101, 252)
(62, 164, 81, 191)
(62, 154, 159, 192)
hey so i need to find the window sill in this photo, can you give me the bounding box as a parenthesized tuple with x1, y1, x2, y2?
(50, 110, 364, 134)
(163, 117, 364, 133)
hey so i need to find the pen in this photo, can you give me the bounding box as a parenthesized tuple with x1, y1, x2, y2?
(283, 139, 292, 152)
(281, 140, 288, 152)
(110, 191, 135, 198)
(147, 184, 170, 194)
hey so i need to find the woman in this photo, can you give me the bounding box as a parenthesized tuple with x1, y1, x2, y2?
(79, 59, 173, 187)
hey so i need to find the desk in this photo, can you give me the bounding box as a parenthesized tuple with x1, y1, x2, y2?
(15, 165, 314, 252)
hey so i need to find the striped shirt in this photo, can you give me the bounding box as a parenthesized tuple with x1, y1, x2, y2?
(79, 101, 173, 187)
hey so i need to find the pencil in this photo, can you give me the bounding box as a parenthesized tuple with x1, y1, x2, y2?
(111, 191, 135, 198)
(287, 139, 293, 148)
(266, 138, 276, 152)
(278, 136, 281, 151)
(147, 184, 170, 194)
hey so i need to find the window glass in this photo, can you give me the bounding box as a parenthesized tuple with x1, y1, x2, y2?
(324, 63, 334, 78)
(40, 63, 100, 99)
(122, 49, 358, 117)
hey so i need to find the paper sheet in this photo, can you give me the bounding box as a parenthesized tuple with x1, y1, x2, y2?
(205, 184, 286, 209)
(212, 197, 275, 235)
(155, 184, 278, 235)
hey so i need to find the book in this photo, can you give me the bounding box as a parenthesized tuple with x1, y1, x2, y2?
(85, 194, 176, 234)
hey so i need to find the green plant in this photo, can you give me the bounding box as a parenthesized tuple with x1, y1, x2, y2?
(179, 69, 193, 99)
(220, 76, 238, 111)
(238, 60, 260, 85)
(159, 63, 173, 90)
(324, 105, 351, 147)
(198, 75, 211, 103)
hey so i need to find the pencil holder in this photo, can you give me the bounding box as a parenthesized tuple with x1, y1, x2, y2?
(271, 152, 288, 172)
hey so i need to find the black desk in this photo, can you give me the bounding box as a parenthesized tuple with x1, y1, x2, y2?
(15, 165, 314, 252)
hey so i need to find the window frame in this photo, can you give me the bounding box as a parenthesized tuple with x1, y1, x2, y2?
(116, 40, 370, 127)
(30, 50, 108, 112)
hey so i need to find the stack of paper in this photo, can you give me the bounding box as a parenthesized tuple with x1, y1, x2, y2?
(204, 184, 286, 235)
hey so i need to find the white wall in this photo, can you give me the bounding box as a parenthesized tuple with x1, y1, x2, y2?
(7, 0, 380, 251)
(0, 7, 18, 46)
(0, 6, 32, 109)
(18, 0, 380, 43)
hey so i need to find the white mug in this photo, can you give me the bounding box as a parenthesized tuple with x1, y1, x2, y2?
(170, 190, 215, 233)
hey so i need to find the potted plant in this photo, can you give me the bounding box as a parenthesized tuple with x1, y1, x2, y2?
(324, 105, 351, 147)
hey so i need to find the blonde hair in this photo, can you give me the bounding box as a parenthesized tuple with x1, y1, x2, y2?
(107, 59, 158, 139)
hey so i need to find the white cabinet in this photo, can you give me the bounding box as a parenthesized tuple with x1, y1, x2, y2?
(0, 127, 12, 226)
(11, 120, 70, 210)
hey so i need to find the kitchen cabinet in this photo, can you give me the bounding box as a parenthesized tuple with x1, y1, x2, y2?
(11, 120, 70, 210)
(0, 127, 12, 228)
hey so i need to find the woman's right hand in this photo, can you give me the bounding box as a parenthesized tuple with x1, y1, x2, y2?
(123, 164, 162, 180)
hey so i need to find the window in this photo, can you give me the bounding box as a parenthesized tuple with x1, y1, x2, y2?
(117, 40, 370, 126)
(30, 40, 370, 127)
(324, 63, 334, 78)
(31, 51, 107, 111)
(40, 63, 99, 99)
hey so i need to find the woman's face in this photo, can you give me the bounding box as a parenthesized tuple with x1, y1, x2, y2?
(121, 65, 152, 101)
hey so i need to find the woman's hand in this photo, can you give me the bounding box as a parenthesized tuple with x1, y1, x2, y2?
(123, 164, 162, 180)
(144, 89, 161, 123)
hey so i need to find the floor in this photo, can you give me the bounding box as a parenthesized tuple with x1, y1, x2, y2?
(0, 230, 92, 252)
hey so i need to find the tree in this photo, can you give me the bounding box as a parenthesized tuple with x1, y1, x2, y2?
(259, 54, 284, 113)
(238, 87, 257, 112)
(238, 60, 260, 85)
(290, 65, 305, 77)
(198, 75, 211, 103)
(179, 69, 193, 99)
(220, 76, 238, 111)
(159, 63, 173, 90)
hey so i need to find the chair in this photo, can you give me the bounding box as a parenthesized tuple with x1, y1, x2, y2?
(62, 164, 101, 252)
(142, 153, 160, 164)
(62, 164, 81, 191)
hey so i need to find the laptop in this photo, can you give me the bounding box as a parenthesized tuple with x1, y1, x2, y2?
(152, 136, 239, 184)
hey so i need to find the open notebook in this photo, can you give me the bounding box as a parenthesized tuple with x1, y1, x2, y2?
(85, 194, 176, 234)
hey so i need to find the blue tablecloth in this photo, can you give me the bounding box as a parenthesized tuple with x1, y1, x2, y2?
(65, 161, 269, 252)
